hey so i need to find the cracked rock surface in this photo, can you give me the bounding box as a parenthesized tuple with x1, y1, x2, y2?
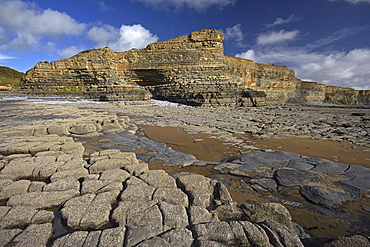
(1, 98, 369, 246)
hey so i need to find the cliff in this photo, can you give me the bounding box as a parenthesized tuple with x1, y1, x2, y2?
(21, 29, 369, 106)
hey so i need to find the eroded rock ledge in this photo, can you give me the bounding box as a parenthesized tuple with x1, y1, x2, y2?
(20, 29, 369, 106)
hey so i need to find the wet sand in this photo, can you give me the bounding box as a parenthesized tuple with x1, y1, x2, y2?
(142, 125, 370, 168)
(251, 137, 370, 168)
(142, 125, 240, 162)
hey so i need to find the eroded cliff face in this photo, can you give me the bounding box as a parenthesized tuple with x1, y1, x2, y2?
(325, 86, 370, 105)
(21, 29, 369, 106)
(21, 47, 151, 101)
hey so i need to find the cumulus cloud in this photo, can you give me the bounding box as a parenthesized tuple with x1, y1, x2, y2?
(88, 24, 159, 52)
(235, 26, 370, 89)
(133, 0, 235, 11)
(58, 46, 84, 58)
(256, 30, 300, 46)
(0, 0, 86, 51)
(222, 24, 245, 47)
(236, 47, 370, 90)
(265, 15, 300, 28)
(87, 24, 119, 48)
(329, 0, 370, 4)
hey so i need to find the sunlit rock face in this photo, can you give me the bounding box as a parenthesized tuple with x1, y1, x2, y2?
(21, 29, 369, 106)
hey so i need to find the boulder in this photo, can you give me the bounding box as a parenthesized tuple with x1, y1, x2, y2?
(188, 206, 217, 225)
(160, 228, 194, 246)
(53, 231, 89, 247)
(42, 177, 80, 192)
(60, 142, 84, 156)
(192, 221, 235, 245)
(47, 125, 70, 136)
(0, 180, 31, 201)
(239, 221, 271, 247)
(0, 229, 23, 246)
(81, 180, 105, 195)
(112, 201, 162, 228)
(0, 157, 38, 180)
(299, 182, 360, 208)
(61, 191, 118, 230)
(152, 187, 189, 206)
(89, 156, 137, 174)
(7, 190, 80, 209)
(139, 170, 177, 188)
(241, 203, 293, 230)
(98, 227, 126, 247)
(312, 162, 349, 174)
(50, 167, 89, 182)
(120, 176, 156, 202)
(276, 168, 325, 187)
(69, 124, 97, 135)
(0, 206, 38, 229)
(175, 173, 214, 208)
(10, 223, 53, 247)
(259, 220, 303, 247)
(124, 226, 168, 247)
(99, 168, 131, 182)
(159, 201, 188, 228)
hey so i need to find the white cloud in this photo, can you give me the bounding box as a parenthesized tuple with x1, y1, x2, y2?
(256, 30, 300, 46)
(222, 24, 245, 47)
(329, 0, 370, 4)
(59, 46, 84, 58)
(95, 1, 113, 12)
(236, 47, 370, 90)
(87, 24, 119, 48)
(134, 0, 235, 11)
(265, 15, 300, 28)
(88, 24, 159, 52)
(0, 0, 86, 51)
(0, 53, 15, 61)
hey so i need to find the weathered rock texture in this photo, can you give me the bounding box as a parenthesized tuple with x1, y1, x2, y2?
(0, 101, 311, 247)
(21, 29, 369, 105)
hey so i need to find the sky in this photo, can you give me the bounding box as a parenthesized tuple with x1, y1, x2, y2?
(0, 0, 369, 90)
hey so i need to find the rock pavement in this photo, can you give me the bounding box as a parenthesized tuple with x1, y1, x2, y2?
(1, 98, 370, 246)
(0, 99, 309, 247)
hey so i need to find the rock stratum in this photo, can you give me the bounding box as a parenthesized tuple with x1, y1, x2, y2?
(21, 29, 369, 106)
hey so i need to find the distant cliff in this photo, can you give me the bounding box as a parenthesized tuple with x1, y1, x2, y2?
(0, 66, 24, 90)
(21, 29, 369, 106)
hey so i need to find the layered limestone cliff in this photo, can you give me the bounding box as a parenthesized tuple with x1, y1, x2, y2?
(21, 29, 369, 106)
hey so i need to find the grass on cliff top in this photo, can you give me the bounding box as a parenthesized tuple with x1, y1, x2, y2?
(0, 66, 24, 89)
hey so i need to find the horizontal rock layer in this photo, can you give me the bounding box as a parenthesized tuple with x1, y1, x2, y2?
(21, 29, 369, 106)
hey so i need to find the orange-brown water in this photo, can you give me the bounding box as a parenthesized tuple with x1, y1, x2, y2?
(139, 125, 370, 238)
(142, 125, 370, 168)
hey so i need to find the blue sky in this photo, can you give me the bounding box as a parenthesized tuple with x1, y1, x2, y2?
(0, 0, 369, 90)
